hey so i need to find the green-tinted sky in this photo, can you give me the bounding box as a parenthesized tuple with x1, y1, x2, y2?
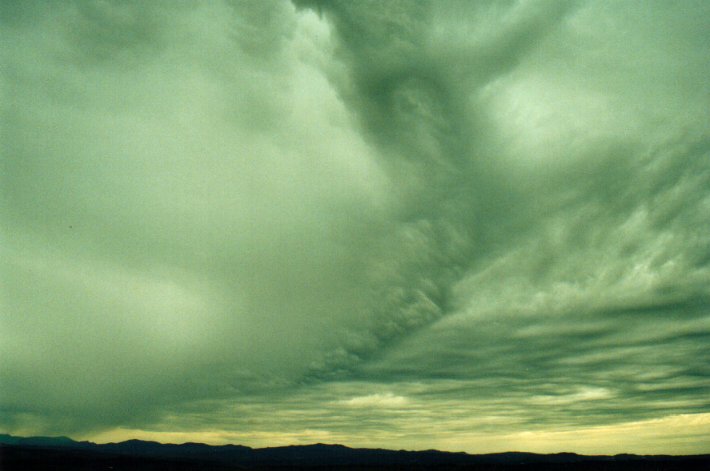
(1, 0, 709, 454)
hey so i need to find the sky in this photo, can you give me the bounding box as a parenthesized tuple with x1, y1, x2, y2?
(1, 0, 709, 455)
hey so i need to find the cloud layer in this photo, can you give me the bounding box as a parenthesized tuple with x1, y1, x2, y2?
(2, 0, 709, 453)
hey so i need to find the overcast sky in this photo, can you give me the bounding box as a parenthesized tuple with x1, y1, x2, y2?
(2, 0, 709, 454)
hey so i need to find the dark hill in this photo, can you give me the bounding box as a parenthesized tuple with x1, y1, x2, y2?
(1, 433, 708, 470)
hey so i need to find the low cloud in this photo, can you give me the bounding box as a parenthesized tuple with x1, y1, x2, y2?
(341, 393, 409, 409)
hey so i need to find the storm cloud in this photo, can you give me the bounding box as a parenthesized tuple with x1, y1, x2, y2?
(1, 0, 709, 454)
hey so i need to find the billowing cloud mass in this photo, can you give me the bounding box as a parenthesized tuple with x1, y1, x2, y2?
(1, 0, 709, 454)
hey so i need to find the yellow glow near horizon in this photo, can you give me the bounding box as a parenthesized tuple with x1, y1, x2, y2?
(84, 412, 710, 455)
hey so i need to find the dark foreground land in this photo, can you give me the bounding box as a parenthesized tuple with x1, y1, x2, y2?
(1, 434, 708, 470)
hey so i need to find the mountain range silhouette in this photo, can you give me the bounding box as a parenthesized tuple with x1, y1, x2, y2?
(1, 433, 708, 470)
